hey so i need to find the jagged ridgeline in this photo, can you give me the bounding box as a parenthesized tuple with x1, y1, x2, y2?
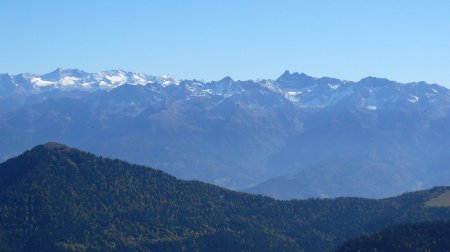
(2, 69, 450, 199)
(1, 143, 450, 251)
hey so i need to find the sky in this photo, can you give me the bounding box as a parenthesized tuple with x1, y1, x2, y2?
(1, 0, 450, 86)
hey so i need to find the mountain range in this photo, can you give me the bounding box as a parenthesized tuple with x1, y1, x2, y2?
(2, 143, 450, 251)
(1, 68, 450, 199)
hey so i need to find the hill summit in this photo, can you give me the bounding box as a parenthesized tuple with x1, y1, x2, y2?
(2, 143, 450, 251)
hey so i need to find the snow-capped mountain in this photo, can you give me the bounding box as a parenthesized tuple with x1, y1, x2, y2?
(2, 68, 449, 111)
(0, 68, 179, 92)
(2, 68, 450, 199)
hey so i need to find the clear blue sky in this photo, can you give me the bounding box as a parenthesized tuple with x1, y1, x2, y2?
(1, 0, 450, 86)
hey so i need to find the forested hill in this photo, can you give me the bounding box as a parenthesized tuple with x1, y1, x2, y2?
(1, 143, 450, 251)
(336, 221, 450, 252)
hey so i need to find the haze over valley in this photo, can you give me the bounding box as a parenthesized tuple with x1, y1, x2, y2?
(1, 69, 450, 199)
(3, 1, 450, 250)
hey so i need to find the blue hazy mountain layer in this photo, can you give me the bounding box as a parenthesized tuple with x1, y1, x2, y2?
(1, 69, 450, 199)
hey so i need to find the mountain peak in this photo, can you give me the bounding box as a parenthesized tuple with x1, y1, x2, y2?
(26, 142, 78, 158)
(275, 71, 319, 89)
(358, 76, 397, 87)
(42, 142, 71, 151)
(276, 70, 311, 81)
(220, 76, 234, 82)
(359, 76, 390, 82)
(281, 70, 291, 76)
(41, 68, 88, 81)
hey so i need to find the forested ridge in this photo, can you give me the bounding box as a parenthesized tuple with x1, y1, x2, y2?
(337, 221, 450, 252)
(1, 143, 450, 251)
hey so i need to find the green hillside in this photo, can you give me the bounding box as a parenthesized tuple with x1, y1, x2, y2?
(1, 143, 450, 251)
(336, 221, 450, 252)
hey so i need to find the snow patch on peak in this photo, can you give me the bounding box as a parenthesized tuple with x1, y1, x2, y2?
(328, 83, 340, 90)
(61, 76, 79, 86)
(285, 91, 303, 103)
(31, 77, 53, 87)
(105, 74, 126, 85)
(409, 96, 419, 103)
(131, 73, 149, 85)
(160, 75, 179, 87)
(263, 80, 282, 93)
(80, 83, 92, 89)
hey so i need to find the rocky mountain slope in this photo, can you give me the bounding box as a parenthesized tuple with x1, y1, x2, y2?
(1, 69, 450, 198)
